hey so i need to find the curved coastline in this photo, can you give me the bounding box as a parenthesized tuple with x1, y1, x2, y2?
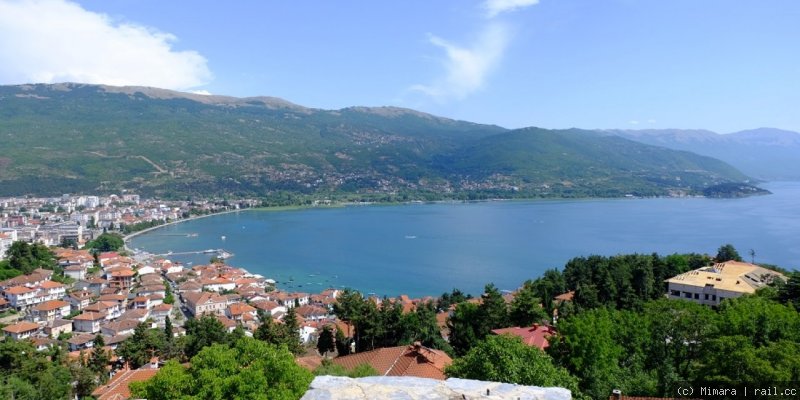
(123, 209, 242, 250)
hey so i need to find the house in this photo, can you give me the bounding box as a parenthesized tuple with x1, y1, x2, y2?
(177, 281, 202, 294)
(68, 290, 95, 311)
(76, 277, 108, 295)
(299, 324, 317, 343)
(252, 300, 285, 316)
(97, 293, 128, 309)
(2, 321, 41, 340)
(108, 269, 135, 290)
(44, 319, 73, 338)
(150, 303, 173, 325)
(136, 265, 156, 275)
(295, 304, 329, 321)
(29, 299, 71, 322)
(332, 343, 452, 380)
(101, 319, 140, 337)
(67, 333, 97, 351)
(130, 296, 151, 310)
(0, 297, 10, 311)
(119, 309, 150, 322)
(666, 261, 786, 306)
(183, 291, 227, 317)
(200, 276, 236, 292)
(64, 264, 88, 280)
(216, 315, 238, 333)
(491, 324, 556, 351)
(3, 285, 37, 310)
(85, 301, 122, 320)
(226, 303, 257, 323)
(157, 260, 183, 275)
(72, 311, 106, 333)
(31, 337, 57, 352)
(91, 360, 161, 400)
(134, 284, 166, 298)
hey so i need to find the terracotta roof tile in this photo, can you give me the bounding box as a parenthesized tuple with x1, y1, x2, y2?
(332, 344, 451, 380)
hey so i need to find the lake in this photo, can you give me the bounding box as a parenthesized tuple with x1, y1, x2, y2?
(130, 181, 800, 297)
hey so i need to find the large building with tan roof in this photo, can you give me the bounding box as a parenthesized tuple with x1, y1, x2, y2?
(666, 261, 785, 306)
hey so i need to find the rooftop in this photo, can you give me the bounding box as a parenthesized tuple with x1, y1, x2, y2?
(665, 261, 786, 293)
(332, 344, 452, 380)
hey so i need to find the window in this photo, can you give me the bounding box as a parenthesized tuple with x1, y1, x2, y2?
(670, 290, 680, 296)
(704, 294, 709, 300)
(694, 293, 699, 299)
(684, 292, 692, 299)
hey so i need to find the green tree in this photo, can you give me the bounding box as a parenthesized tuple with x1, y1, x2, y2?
(715, 243, 742, 262)
(184, 315, 228, 358)
(5, 241, 56, 274)
(130, 338, 313, 400)
(446, 335, 580, 395)
(446, 301, 482, 356)
(478, 283, 510, 332)
(84, 232, 125, 253)
(117, 322, 166, 368)
(510, 280, 548, 327)
(548, 307, 624, 400)
(316, 325, 335, 357)
(334, 327, 351, 356)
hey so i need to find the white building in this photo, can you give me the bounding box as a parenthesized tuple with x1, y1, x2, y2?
(666, 261, 786, 306)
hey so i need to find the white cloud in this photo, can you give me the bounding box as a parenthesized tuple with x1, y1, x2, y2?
(411, 24, 510, 101)
(484, 0, 540, 18)
(0, 0, 211, 90)
(410, 0, 540, 102)
(629, 120, 640, 125)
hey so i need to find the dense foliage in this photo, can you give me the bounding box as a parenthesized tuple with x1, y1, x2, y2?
(333, 289, 451, 353)
(84, 232, 125, 252)
(130, 337, 313, 400)
(446, 335, 579, 394)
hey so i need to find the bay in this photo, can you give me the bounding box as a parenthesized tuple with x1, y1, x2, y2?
(130, 181, 800, 297)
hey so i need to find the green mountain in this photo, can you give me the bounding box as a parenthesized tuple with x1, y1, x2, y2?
(0, 83, 755, 198)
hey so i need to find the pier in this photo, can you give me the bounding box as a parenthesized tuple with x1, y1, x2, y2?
(150, 248, 233, 258)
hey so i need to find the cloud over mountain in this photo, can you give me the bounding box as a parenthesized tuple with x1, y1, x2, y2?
(0, 0, 211, 90)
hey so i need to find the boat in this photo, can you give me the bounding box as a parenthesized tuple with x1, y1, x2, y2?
(405, 235, 417, 239)
(221, 235, 226, 240)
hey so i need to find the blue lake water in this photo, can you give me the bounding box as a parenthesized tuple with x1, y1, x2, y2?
(130, 182, 800, 297)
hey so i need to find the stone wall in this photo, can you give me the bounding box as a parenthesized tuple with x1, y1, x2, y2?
(301, 375, 572, 400)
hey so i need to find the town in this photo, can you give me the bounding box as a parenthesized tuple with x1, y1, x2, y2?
(1, 193, 797, 400)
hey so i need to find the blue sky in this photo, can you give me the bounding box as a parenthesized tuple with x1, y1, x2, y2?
(1, 0, 798, 132)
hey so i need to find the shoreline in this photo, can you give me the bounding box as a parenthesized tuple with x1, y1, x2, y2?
(123, 208, 243, 250)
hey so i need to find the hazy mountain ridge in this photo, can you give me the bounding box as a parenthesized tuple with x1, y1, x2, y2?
(607, 128, 800, 180)
(0, 83, 756, 198)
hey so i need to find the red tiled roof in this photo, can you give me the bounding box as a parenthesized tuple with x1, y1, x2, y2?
(491, 324, 555, 350)
(32, 299, 70, 311)
(39, 280, 65, 289)
(228, 303, 256, 315)
(332, 344, 452, 380)
(73, 311, 107, 321)
(4, 285, 34, 295)
(3, 321, 40, 334)
(92, 366, 160, 400)
(554, 291, 575, 302)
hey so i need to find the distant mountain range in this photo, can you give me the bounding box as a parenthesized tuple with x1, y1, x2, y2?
(0, 83, 771, 199)
(605, 128, 800, 180)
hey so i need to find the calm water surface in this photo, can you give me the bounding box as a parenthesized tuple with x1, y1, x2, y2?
(131, 182, 800, 297)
